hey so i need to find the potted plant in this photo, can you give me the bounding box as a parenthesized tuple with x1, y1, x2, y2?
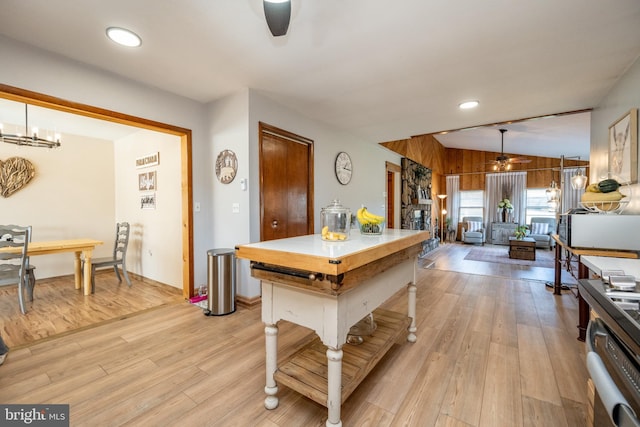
(497, 198, 513, 222)
(514, 224, 528, 240)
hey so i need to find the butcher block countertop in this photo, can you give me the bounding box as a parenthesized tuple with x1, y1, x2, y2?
(235, 229, 430, 277)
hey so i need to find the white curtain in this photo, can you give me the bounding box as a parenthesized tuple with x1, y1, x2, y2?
(562, 167, 586, 213)
(485, 172, 527, 227)
(446, 175, 460, 230)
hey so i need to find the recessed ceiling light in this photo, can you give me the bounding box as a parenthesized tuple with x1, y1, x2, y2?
(459, 100, 479, 110)
(106, 27, 142, 47)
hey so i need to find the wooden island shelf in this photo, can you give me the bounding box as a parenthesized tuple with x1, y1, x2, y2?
(274, 308, 409, 407)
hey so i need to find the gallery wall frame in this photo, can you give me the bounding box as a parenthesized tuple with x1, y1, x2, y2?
(609, 108, 638, 184)
(138, 170, 156, 191)
(141, 192, 156, 209)
(136, 152, 160, 169)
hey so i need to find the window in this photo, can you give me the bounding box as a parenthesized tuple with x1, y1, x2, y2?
(525, 188, 556, 224)
(459, 190, 484, 219)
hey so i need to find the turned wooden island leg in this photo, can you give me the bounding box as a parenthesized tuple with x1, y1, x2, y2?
(264, 324, 279, 410)
(326, 347, 343, 427)
(407, 281, 417, 342)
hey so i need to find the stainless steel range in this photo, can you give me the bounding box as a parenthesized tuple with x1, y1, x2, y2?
(579, 277, 640, 426)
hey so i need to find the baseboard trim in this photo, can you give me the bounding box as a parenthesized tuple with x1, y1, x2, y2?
(236, 294, 261, 308)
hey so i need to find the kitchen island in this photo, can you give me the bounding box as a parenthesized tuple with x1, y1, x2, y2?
(235, 229, 429, 427)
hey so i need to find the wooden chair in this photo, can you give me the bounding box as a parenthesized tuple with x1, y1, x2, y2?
(24, 225, 36, 302)
(0, 224, 31, 314)
(84, 222, 131, 293)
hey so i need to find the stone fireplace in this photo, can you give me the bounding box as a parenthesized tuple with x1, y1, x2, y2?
(400, 158, 438, 255)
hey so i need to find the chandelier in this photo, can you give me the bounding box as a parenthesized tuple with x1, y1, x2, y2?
(0, 104, 61, 149)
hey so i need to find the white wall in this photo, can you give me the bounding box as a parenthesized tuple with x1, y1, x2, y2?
(206, 90, 251, 294)
(0, 35, 212, 288)
(0, 36, 403, 299)
(590, 56, 640, 214)
(0, 133, 116, 277)
(114, 131, 182, 288)
(239, 90, 402, 297)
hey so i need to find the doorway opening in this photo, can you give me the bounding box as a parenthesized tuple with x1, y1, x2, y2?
(0, 84, 194, 298)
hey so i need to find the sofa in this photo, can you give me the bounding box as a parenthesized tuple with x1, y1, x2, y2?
(461, 216, 485, 245)
(527, 217, 556, 250)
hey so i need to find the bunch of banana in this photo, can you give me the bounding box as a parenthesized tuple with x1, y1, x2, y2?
(581, 178, 626, 211)
(356, 207, 385, 234)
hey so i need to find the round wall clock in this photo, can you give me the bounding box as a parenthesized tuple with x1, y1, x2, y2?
(215, 149, 238, 184)
(335, 151, 352, 185)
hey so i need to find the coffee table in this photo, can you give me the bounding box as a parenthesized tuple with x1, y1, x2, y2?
(509, 237, 536, 261)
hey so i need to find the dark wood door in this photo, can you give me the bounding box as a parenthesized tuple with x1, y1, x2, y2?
(259, 123, 314, 241)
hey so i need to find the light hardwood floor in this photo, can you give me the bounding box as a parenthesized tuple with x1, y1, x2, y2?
(0, 270, 184, 348)
(0, 243, 588, 426)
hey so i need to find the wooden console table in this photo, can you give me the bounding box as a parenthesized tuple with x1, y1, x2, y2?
(550, 234, 637, 341)
(491, 222, 518, 245)
(235, 229, 428, 426)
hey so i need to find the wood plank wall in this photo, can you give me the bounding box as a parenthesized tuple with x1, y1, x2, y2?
(380, 135, 589, 192)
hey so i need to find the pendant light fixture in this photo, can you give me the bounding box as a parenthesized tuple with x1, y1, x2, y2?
(263, 0, 291, 37)
(546, 180, 560, 212)
(0, 104, 61, 149)
(570, 159, 587, 190)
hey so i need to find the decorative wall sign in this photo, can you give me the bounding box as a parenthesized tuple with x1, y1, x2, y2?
(215, 149, 238, 184)
(609, 108, 638, 184)
(0, 157, 36, 198)
(140, 192, 156, 209)
(136, 152, 160, 169)
(138, 171, 156, 191)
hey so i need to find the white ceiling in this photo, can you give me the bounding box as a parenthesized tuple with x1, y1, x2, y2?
(1, 0, 640, 159)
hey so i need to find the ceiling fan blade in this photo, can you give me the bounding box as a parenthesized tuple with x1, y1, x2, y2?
(508, 158, 532, 164)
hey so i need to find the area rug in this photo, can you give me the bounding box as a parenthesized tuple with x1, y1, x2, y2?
(463, 245, 555, 268)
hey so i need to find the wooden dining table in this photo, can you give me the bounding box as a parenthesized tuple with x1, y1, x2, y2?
(0, 239, 103, 296)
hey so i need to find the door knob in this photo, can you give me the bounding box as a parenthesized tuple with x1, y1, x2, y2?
(271, 220, 278, 228)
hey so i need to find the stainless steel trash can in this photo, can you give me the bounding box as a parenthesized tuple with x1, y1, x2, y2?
(204, 248, 236, 316)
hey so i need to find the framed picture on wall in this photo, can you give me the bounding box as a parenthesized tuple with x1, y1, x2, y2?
(140, 192, 156, 209)
(609, 108, 638, 184)
(138, 171, 156, 191)
(136, 152, 160, 169)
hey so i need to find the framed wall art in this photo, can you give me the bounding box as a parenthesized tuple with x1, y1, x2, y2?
(140, 192, 156, 209)
(136, 152, 160, 169)
(609, 108, 638, 184)
(138, 171, 156, 191)
(215, 149, 238, 184)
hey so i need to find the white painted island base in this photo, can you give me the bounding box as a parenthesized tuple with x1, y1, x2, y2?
(261, 256, 417, 426)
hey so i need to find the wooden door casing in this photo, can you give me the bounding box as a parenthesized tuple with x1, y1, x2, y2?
(386, 161, 401, 229)
(259, 122, 314, 241)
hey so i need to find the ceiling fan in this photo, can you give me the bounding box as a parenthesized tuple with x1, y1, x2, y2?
(487, 129, 531, 171)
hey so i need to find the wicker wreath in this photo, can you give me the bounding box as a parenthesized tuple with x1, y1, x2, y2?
(0, 157, 36, 198)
